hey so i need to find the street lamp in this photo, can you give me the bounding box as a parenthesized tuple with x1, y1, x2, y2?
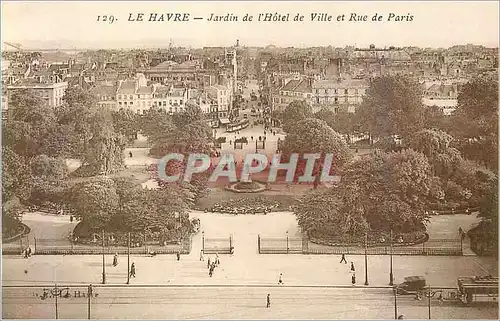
(286, 231, 289, 254)
(127, 232, 131, 285)
(364, 232, 369, 286)
(102, 230, 106, 284)
(390, 229, 394, 286)
(40, 284, 70, 319)
(393, 286, 398, 320)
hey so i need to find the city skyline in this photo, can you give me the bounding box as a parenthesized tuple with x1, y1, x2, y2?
(1, 1, 499, 50)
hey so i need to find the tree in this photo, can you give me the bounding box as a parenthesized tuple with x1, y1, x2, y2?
(295, 188, 368, 237)
(112, 109, 140, 144)
(139, 107, 176, 145)
(282, 100, 313, 133)
(452, 78, 498, 171)
(295, 149, 440, 237)
(357, 76, 425, 139)
(67, 177, 119, 230)
(281, 118, 352, 187)
(2, 147, 32, 202)
(29, 155, 69, 207)
(172, 102, 205, 128)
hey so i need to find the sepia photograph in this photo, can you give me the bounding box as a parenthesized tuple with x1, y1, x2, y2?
(1, 1, 499, 319)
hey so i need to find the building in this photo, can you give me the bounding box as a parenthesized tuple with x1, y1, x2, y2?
(311, 78, 369, 113)
(152, 85, 188, 114)
(116, 74, 155, 114)
(272, 79, 312, 112)
(422, 82, 460, 115)
(142, 60, 203, 84)
(207, 84, 232, 125)
(7, 78, 68, 108)
(91, 84, 118, 110)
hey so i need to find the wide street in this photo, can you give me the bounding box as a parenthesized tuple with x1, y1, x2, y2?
(3, 285, 498, 319)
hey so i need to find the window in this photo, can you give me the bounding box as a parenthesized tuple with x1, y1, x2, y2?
(119, 102, 122, 106)
(334, 97, 338, 104)
(124, 102, 128, 106)
(345, 89, 348, 95)
(118, 95, 122, 99)
(129, 95, 133, 99)
(130, 102, 133, 105)
(180, 100, 183, 105)
(163, 101, 166, 107)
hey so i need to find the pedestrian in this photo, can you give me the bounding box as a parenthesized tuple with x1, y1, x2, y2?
(340, 253, 347, 264)
(207, 257, 211, 269)
(130, 263, 136, 278)
(70, 215, 74, 223)
(215, 253, 220, 265)
(229, 140, 232, 145)
(129, 151, 133, 158)
(209, 267, 213, 277)
(278, 273, 284, 285)
(351, 273, 356, 285)
(350, 262, 355, 272)
(177, 252, 181, 261)
(24, 249, 29, 259)
(458, 227, 463, 236)
(200, 250, 204, 261)
(251, 136, 254, 140)
(27, 247, 32, 257)
(266, 294, 271, 308)
(113, 253, 118, 267)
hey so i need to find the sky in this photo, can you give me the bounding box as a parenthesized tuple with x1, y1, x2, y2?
(1, 1, 499, 49)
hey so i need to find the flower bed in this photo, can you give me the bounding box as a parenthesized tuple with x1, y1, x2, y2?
(225, 180, 268, 193)
(207, 196, 284, 214)
(308, 229, 429, 247)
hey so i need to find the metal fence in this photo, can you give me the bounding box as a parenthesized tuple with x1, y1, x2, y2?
(3, 236, 191, 256)
(258, 235, 463, 256)
(202, 233, 233, 254)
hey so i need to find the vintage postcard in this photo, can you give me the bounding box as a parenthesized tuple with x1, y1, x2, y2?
(1, 1, 499, 319)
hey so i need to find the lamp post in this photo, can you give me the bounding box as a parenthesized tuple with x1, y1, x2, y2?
(389, 229, 394, 286)
(102, 230, 106, 284)
(364, 232, 369, 286)
(87, 284, 93, 319)
(428, 285, 432, 319)
(127, 232, 130, 285)
(393, 286, 398, 320)
(286, 231, 289, 254)
(40, 284, 69, 319)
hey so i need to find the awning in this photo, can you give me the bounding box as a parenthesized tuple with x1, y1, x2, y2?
(219, 118, 230, 124)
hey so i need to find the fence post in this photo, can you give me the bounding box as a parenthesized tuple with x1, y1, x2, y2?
(423, 240, 426, 256)
(460, 237, 463, 255)
(144, 233, 147, 255)
(71, 240, 74, 255)
(258, 234, 261, 254)
(34, 237, 37, 253)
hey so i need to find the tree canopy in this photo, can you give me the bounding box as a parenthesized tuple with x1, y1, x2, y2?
(357, 76, 425, 139)
(282, 100, 313, 133)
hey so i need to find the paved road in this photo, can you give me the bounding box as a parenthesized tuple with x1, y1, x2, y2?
(3, 285, 497, 319)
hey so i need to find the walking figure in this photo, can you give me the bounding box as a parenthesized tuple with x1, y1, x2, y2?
(215, 253, 220, 265)
(340, 253, 347, 264)
(113, 253, 118, 267)
(207, 257, 211, 269)
(278, 273, 284, 285)
(200, 250, 204, 261)
(351, 273, 356, 285)
(130, 263, 136, 278)
(209, 267, 213, 277)
(70, 215, 74, 223)
(27, 247, 32, 257)
(129, 151, 133, 158)
(23, 249, 29, 259)
(266, 294, 271, 308)
(176, 252, 181, 261)
(350, 262, 355, 272)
